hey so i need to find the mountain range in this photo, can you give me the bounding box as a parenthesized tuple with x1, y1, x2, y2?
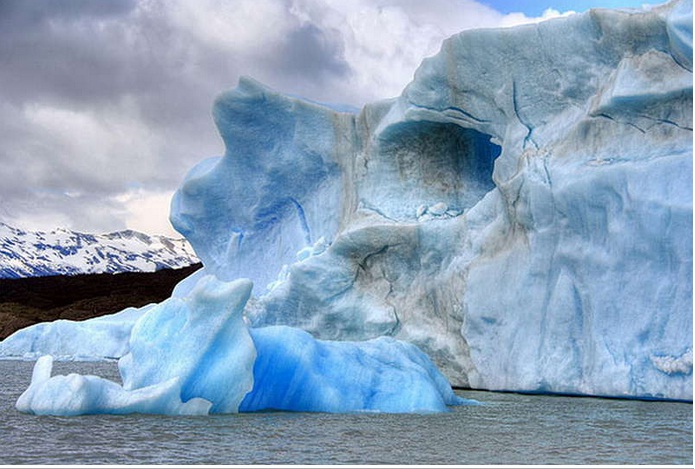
(0, 222, 199, 278)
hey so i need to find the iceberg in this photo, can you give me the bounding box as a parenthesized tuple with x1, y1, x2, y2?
(17, 275, 467, 416)
(16, 355, 213, 416)
(0, 305, 149, 361)
(4, 0, 692, 403)
(171, 1, 693, 401)
(241, 326, 469, 413)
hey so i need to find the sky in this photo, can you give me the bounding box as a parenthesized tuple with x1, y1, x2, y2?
(0, 0, 665, 237)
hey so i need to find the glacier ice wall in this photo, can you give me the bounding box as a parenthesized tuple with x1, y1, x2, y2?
(170, 1, 692, 400)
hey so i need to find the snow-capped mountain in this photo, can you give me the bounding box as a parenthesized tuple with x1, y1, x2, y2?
(0, 223, 199, 278)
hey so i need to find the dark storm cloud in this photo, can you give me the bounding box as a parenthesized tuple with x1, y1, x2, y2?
(0, 0, 358, 233)
(0, 0, 352, 124)
(0, 0, 136, 97)
(0, 0, 550, 235)
(0, 0, 137, 28)
(0, 0, 166, 107)
(275, 23, 350, 78)
(0, 0, 212, 232)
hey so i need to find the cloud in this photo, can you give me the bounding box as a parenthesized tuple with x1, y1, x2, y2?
(116, 188, 180, 236)
(276, 23, 350, 78)
(498, 8, 576, 27)
(0, 0, 577, 236)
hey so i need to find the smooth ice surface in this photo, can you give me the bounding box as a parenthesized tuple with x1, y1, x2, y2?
(15, 275, 256, 416)
(16, 355, 212, 416)
(170, 77, 349, 289)
(241, 326, 468, 413)
(118, 275, 257, 414)
(16, 276, 466, 415)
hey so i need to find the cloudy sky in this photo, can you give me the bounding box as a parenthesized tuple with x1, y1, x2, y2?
(0, 0, 663, 237)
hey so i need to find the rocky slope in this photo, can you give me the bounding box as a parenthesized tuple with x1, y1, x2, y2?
(0, 263, 202, 340)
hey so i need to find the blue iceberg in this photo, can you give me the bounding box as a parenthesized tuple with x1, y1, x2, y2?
(168, 1, 693, 401)
(16, 275, 469, 416)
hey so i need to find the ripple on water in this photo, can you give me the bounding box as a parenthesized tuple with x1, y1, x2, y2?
(0, 361, 691, 465)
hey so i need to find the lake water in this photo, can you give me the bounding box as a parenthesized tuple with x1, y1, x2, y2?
(0, 360, 691, 465)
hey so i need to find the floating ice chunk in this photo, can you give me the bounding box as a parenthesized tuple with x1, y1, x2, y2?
(15, 276, 469, 415)
(119, 275, 256, 414)
(0, 304, 151, 361)
(241, 326, 471, 413)
(16, 355, 212, 416)
(15, 275, 254, 416)
(29, 354, 52, 385)
(8, 0, 690, 404)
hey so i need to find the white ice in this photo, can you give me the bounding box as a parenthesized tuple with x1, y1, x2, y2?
(0, 305, 149, 361)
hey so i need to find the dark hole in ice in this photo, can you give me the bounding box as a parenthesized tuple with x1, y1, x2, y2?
(368, 121, 501, 220)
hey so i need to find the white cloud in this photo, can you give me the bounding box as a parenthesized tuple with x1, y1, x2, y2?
(21, 100, 163, 190)
(165, 0, 295, 53)
(209, 0, 578, 104)
(498, 8, 576, 27)
(266, 0, 506, 103)
(116, 188, 179, 237)
(0, 0, 581, 236)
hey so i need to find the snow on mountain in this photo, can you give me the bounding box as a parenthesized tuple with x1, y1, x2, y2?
(0, 223, 199, 278)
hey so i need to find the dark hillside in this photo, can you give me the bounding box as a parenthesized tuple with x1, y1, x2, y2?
(0, 263, 202, 340)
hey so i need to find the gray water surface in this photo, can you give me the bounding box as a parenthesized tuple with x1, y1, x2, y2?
(0, 360, 691, 465)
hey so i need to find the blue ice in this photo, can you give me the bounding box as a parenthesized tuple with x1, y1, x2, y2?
(16, 275, 470, 416)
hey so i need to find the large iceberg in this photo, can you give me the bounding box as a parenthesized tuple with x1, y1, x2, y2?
(3, 0, 692, 403)
(17, 275, 467, 415)
(170, 0, 693, 401)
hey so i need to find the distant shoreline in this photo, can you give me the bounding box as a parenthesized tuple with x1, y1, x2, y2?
(0, 263, 202, 340)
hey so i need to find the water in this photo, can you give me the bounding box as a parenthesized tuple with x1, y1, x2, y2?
(0, 361, 691, 465)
